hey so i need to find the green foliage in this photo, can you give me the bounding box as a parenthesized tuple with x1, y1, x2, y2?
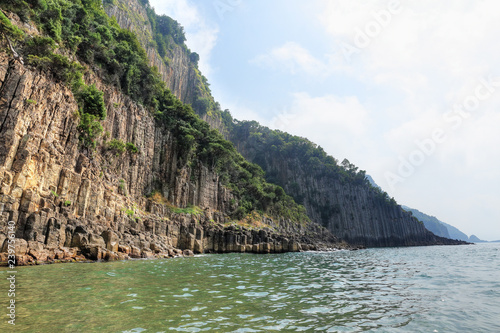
(171, 205, 203, 216)
(26, 99, 37, 105)
(372, 187, 397, 206)
(190, 52, 199, 66)
(192, 96, 210, 115)
(23, 34, 84, 90)
(0, 10, 25, 40)
(50, 190, 59, 197)
(107, 138, 126, 154)
(126, 142, 138, 153)
(145, 6, 186, 47)
(106, 139, 137, 154)
(63, 200, 71, 206)
(77, 112, 103, 149)
(125, 208, 134, 218)
(25, 35, 56, 57)
(5, 0, 309, 224)
(220, 109, 234, 131)
(26, 53, 84, 90)
(77, 84, 107, 120)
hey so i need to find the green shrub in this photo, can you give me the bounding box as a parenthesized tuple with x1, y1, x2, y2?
(27, 53, 84, 90)
(77, 113, 103, 149)
(78, 84, 107, 120)
(0, 10, 24, 40)
(107, 139, 126, 154)
(192, 96, 210, 115)
(125, 208, 134, 218)
(126, 142, 138, 153)
(118, 179, 128, 196)
(25, 36, 56, 57)
(171, 205, 203, 216)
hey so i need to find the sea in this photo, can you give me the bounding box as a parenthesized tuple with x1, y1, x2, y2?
(1, 243, 499, 332)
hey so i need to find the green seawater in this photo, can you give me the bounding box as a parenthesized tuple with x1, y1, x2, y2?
(1, 243, 499, 332)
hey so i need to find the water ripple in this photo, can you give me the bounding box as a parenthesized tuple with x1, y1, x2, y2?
(2, 244, 500, 332)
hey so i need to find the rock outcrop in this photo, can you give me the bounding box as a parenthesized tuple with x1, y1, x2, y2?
(0, 46, 344, 265)
(229, 124, 467, 247)
(102, 0, 466, 248)
(104, 0, 228, 136)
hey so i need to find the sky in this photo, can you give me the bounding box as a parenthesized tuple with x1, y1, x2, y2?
(149, 0, 500, 241)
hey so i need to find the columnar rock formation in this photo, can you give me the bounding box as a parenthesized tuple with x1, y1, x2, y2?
(102, 0, 466, 248)
(0, 48, 340, 265)
(229, 135, 461, 247)
(104, 0, 228, 134)
(0, 1, 466, 268)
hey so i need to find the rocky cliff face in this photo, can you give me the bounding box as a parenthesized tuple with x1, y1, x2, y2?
(104, 0, 227, 136)
(105, 0, 194, 104)
(0, 48, 341, 266)
(230, 127, 465, 247)
(102, 0, 466, 248)
(402, 206, 451, 239)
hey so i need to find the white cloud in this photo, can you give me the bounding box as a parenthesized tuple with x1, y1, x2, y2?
(315, 0, 500, 239)
(321, 0, 500, 98)
(250, 42, 328, 76)
(262, 92, 375, 166)
(148, 0, 219, 75)
(319, 0, 390, 37)
(288, 92, 368, 135)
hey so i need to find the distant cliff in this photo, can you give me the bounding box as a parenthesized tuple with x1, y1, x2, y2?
(401, 206, 483, 242)
(228, 121, 463, 247)
(101, 0, 466, 248)
(402, 206, 450, 238)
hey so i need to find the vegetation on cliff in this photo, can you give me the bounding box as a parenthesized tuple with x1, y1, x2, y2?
(138, 0, 224, 120)
(229, 120, 398, 204)
(0, 0, 466, 249)
(1, 0, 309, 224)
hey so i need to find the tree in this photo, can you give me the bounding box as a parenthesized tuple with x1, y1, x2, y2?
(78, 113, 103, 150)
(190, 52, 199, 66)
(78, 84, 107, 120)
(192, 96, 210, 115)
(341, 158, 358, 174)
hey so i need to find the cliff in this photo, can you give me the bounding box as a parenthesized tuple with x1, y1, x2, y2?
(0, 7, 343, 265)
(402, 206, 451, 239)
(101, 0, 466, 248)
(104, 0, 229, 136)
(0, 49, 339, 265)
(229, 121, 465, 247)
